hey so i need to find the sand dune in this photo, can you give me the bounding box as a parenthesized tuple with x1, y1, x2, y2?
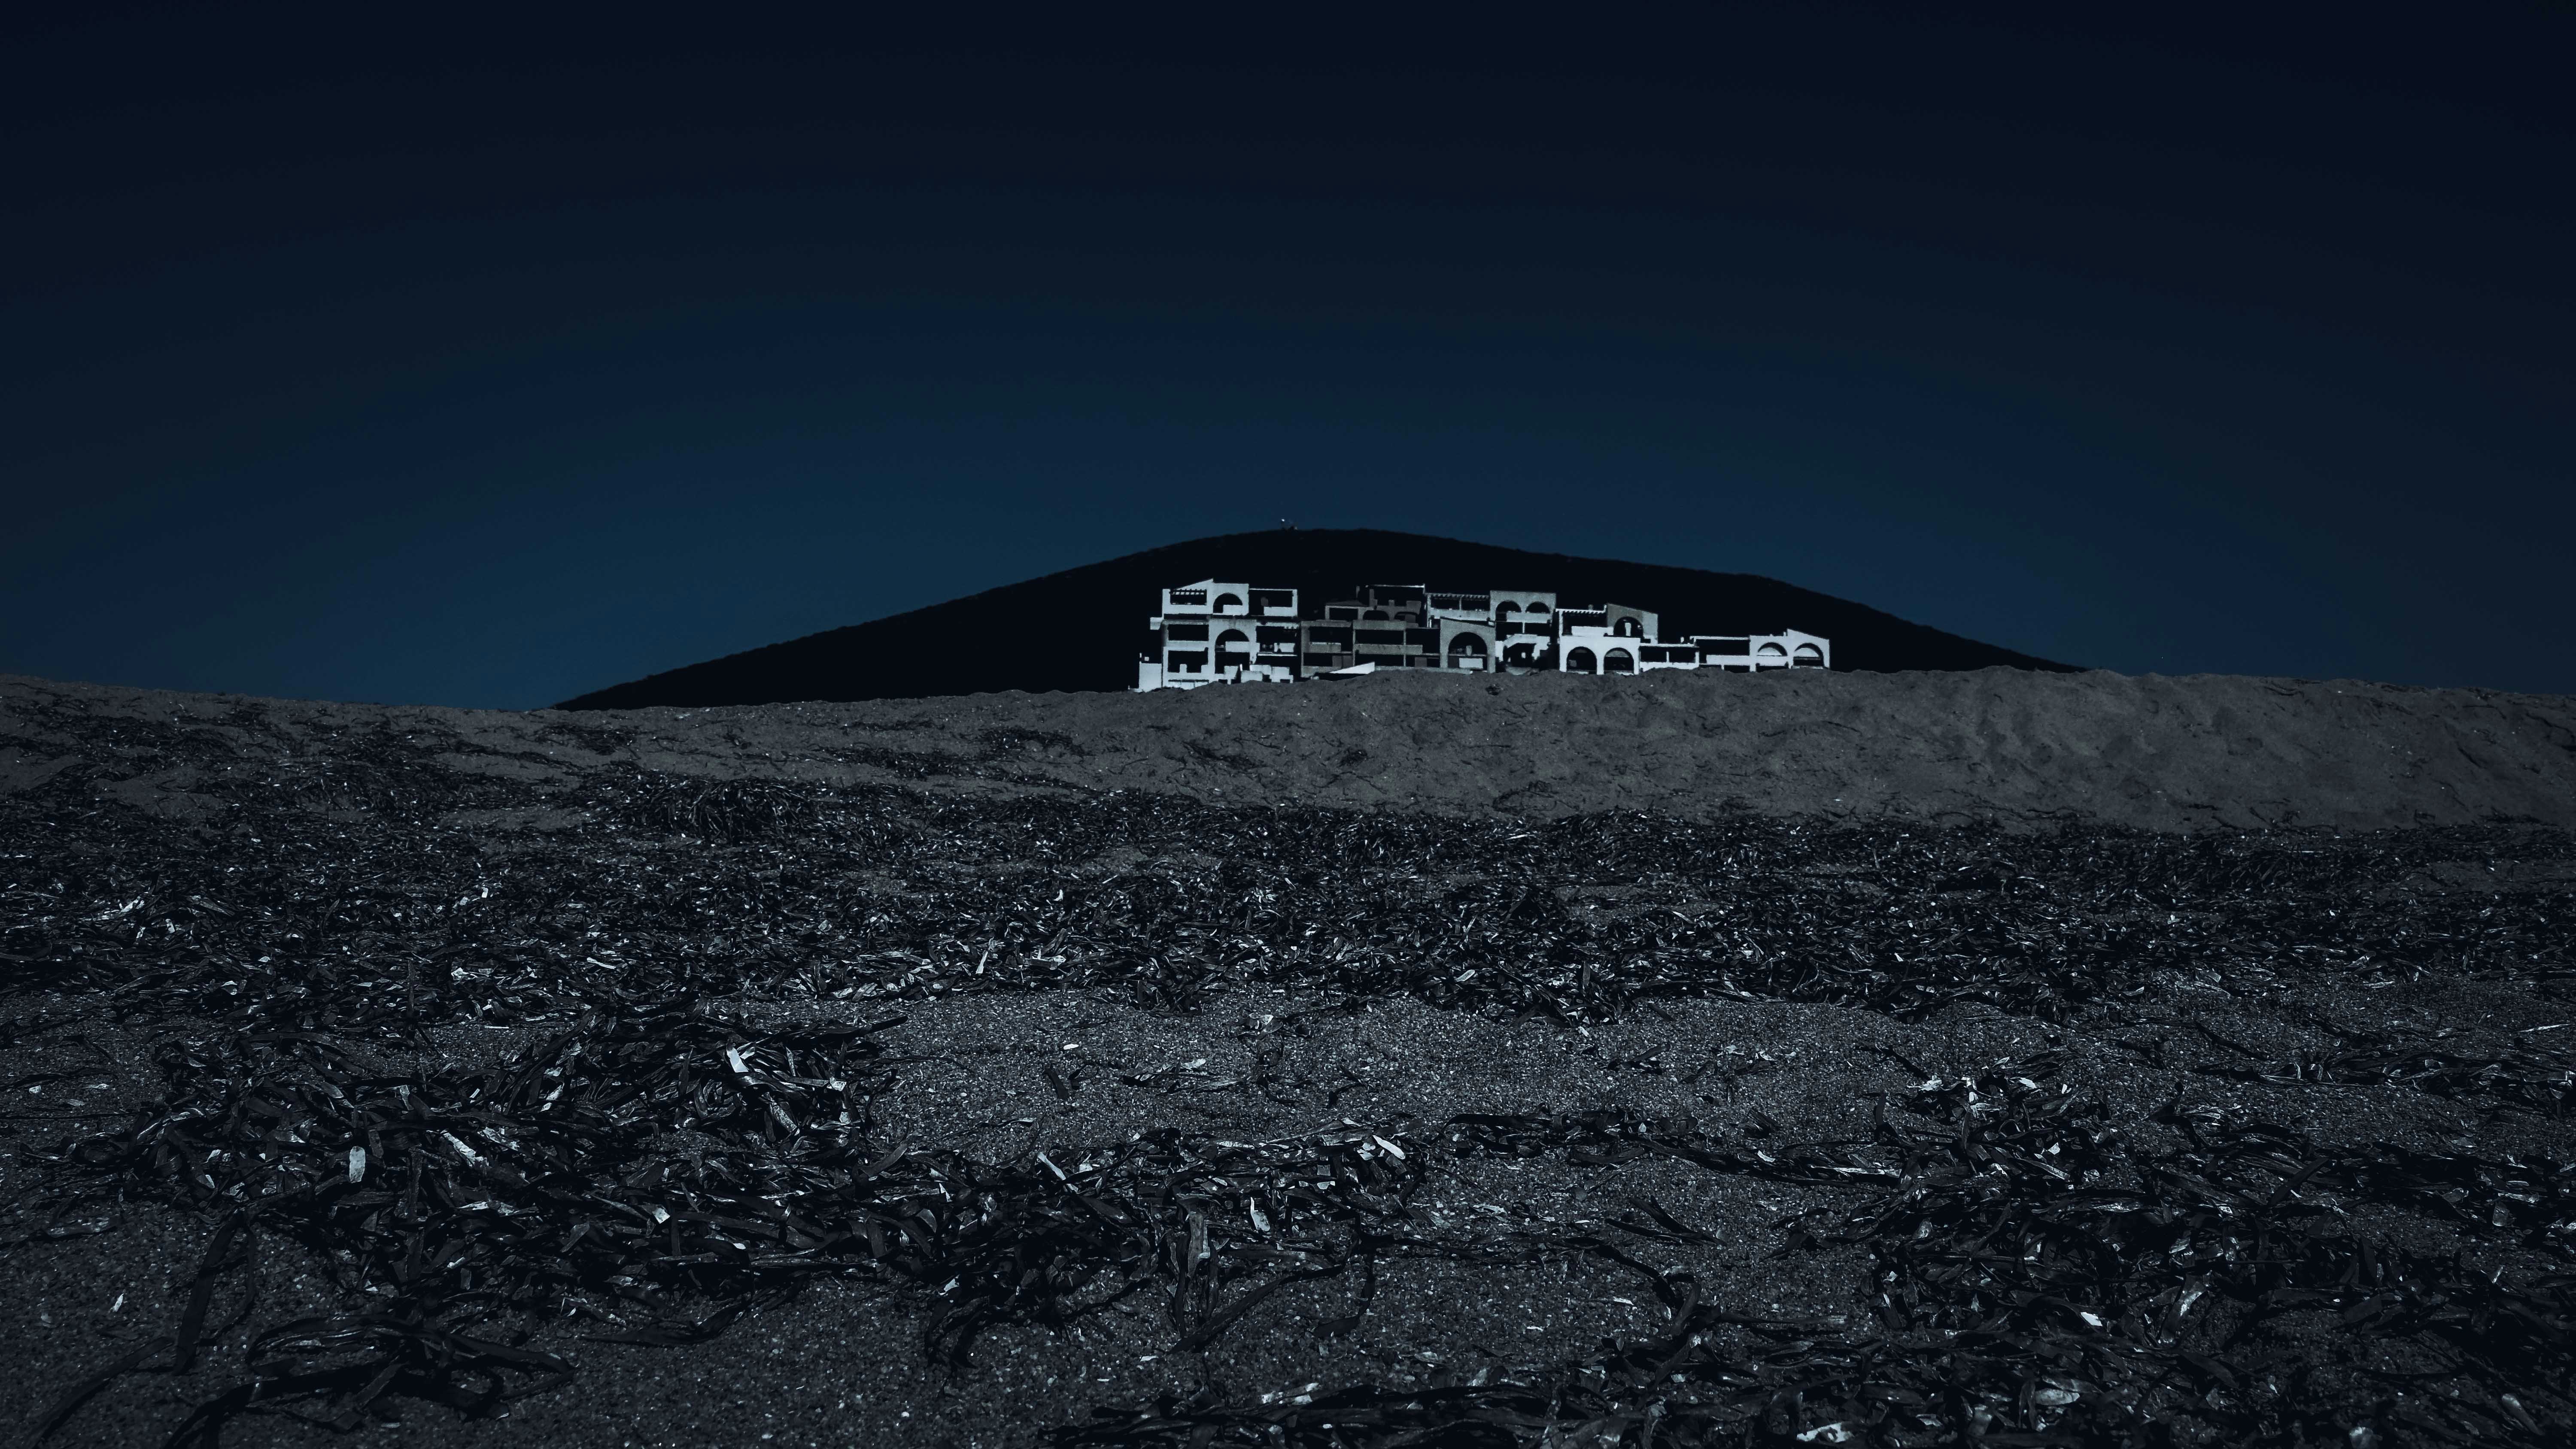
(10, 667, 2570, 831)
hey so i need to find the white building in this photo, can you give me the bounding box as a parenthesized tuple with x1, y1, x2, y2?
(1685, 628, 1832, 672)
(1136, 580, 1302, 691)
(1137, 577, 1828, 690)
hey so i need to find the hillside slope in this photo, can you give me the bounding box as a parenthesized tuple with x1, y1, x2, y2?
(555, 528, 2074, 709)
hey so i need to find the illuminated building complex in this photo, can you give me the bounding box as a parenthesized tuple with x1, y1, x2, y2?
(1138, 579, 1829, 691)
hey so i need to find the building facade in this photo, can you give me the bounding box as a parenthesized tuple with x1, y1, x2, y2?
(1136, 581, 1303, 689)
(1138, 577, 1830, 691)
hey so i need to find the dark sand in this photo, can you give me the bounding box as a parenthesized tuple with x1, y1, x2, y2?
(12, 667, 2574, 832)
(3, 669, 2570, 1448)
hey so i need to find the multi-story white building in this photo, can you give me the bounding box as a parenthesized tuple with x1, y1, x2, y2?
(1136, 581, 1303, 691)
(1137, 577, 1828, 690)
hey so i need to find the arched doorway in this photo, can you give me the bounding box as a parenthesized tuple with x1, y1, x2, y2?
(1447, 634, 1488, 667)
(1565, 647, 1598, 674)
(1793, 644, 1824, 667)
(1604, 649, 1634, 673)
(1613, 617, 1641, 637)
(1214, 593, 1244, 612)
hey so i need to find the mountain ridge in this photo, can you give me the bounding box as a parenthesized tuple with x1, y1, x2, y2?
(556, 528, 2075, 709)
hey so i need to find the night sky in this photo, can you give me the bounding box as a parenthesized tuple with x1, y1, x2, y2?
(5, 5, 2569, 707)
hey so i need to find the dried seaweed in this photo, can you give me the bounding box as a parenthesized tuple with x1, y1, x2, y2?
(1064, 1059, 2576, 1448)
(4, 703, 2573, 1443)
(27, 995, 1455, 1429)
(9, 752, 2567, 1040)
(2190, 1014, 2575, 1118)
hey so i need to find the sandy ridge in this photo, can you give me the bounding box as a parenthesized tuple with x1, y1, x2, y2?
(5, 667, 2572, 831)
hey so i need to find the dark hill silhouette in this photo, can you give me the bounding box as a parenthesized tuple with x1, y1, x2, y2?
(555, 529, 2075, 709)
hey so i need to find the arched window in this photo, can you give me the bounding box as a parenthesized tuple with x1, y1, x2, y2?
(1361, 609, 1389, 621)
(1793, 644, 1824, 667)
(1527, 601, 1552, 615)
(1757, 642, 1788, 658)
(1447, 634, 1487, 665)
(1613, 616, 1640, 637)
(1604, 649, 1634, 673)
(1214, 593, 1244, 612)
(1216, 629, 1250, 647)
(1565, 647, 1597, 674)
(1496, 600, 1520, 618)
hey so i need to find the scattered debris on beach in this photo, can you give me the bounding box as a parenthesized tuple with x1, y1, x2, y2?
(3, 694, 2571, 1445)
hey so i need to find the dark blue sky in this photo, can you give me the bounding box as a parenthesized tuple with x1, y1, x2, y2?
(5, 4, 2569, 707)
